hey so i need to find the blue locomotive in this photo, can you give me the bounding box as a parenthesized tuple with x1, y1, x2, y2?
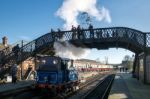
(35, 55, 79, 95)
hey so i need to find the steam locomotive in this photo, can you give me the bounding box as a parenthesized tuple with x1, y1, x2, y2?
(35, 55, 79, 95)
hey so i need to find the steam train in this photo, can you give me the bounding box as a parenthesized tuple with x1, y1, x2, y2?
(35, 55, 79, 95)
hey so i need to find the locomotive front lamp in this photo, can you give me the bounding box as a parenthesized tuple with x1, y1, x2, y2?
(53, 60, 58, 64)
(41, 60, 46, 64)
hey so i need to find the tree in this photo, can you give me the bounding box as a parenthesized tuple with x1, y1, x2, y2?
(123, 55, 131, 61)
(78, 12, 92, 28)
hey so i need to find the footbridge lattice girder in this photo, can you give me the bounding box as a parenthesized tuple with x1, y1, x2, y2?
(0, 27, 149, 79)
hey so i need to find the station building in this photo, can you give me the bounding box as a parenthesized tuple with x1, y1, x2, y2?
(73, 59, 113, 71)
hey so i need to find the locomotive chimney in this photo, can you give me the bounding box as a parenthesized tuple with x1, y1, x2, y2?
(71, 60, 74, 67)
(2, 36, 8, 47)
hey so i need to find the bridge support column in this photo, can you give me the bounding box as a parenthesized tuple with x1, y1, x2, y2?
(144, 54, 150, 84)
(138, 52, 150, 84)
(143, 53, 147, 84)
(138, 53, 147, 83)
(136, 55, 140, 80)
(143, 33, 149, 84)
(132, 54, 137, 78)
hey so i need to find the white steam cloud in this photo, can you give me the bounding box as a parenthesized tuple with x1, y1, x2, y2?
(54, 41, 90, 59)
(56, 0, 111, 30)
(54, 0, 111, 59)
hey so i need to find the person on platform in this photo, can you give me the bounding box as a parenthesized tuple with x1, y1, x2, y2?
(11, 64, 18, 84)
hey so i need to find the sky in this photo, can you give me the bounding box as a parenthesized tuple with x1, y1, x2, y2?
(0, 0, 150, 64)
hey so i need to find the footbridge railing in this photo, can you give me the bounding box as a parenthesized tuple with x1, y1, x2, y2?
(0, 27, 149, 79)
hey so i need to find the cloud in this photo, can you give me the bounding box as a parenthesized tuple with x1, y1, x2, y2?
(18, 35, 31, 41)
(56, 0, 111, 30)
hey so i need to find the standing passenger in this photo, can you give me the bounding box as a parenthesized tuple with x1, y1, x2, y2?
(77, 25, 81, 39)
(89, 24, 94, 39)
(57, 28, 63, 40)
(51, 29, 55, 41)
(71, 25, 77, 40)
(81, 27, 85, 39)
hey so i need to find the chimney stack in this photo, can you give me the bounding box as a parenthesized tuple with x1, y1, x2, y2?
(2, 36, 8, 47)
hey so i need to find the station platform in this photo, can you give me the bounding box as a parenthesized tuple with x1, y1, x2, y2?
(108, 72, 150, 99)
(0, 72, 97, 94)
(0, 80, 35, 94)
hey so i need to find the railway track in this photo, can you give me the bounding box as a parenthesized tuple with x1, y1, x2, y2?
(32, 73, 107, 99)
(69, 73, 114, 99)
(82, 74, 115, 99)
(3, 72, 114, 99)
(65, 73, 107, 98)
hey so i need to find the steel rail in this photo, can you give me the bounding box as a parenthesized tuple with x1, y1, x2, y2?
(82, 74, 115, 99)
